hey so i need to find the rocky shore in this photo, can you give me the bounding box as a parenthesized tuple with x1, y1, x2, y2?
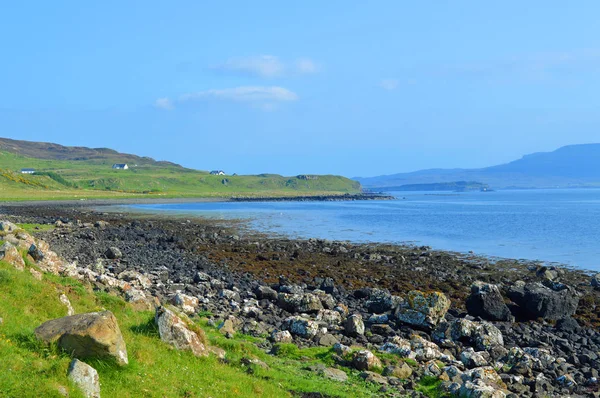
(1, 203, 600, 397)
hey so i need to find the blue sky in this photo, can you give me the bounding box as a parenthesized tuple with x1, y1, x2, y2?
(1, 1, 599, 177)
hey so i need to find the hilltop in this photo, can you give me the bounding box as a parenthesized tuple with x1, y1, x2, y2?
(0, 138, 361, 201)
(356, 144, 600, 190)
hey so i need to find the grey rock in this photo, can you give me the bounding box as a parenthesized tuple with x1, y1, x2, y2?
(67, 359, 100, 398)
(466, 281, 512, 321)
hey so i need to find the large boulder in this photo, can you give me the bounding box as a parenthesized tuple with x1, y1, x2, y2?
(352, 350, 382, 371)
(508, 282, 578, 320)
(0, 221, 18, 233)
(155, 306, 207, 357)
(0, 242, 25, 271)
(170, 292, 199, 315)
(365, 289, 402, 313)
(277, 293, 323, 314)
(35, 311, 128, 365)
(466, 282, 512, 321)
(67, 359, 101, 398)
(395, 290, 450, 330)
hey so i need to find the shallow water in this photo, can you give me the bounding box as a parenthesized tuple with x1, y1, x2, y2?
(124, 189, 600, 271)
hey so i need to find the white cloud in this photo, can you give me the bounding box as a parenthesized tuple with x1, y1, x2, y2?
(215, 56, 319, 78)
(379, 79, 399, 91)
(154, 97, 174, 110)
(217, 55, 285, 78)
(295, 58, 318, 74)
(156, 86, 298, 110)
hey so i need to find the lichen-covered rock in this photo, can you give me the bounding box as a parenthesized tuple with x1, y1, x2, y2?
(352, 350, 382, 371)
(382, 362, 413, 379)
(171, 292, 199, 315)
(117, 270, 152, 289)
(460, 348, 490, 368)
(321, 367, 348, 382)
(365, 288, 402, 313)
(395, 290, 450, 330)
(277, 293, 323, 314)
(35, 311, 128, 365)
(104, 247, 122, 259)
(0, 242, 25, 271)
(0, 221, 18, 232)
(270, 330, 293, 343)
(344, 314, 365, 336)
(433, 318, 504, 351)
(282, 316, 319, 338)
(592, 273, 600, 289)
(466, 282, 512, 321)
(59, 293, 75, 316)
(379, 336, 413, 357)
(155, 306, 207, 357)
(316, 309, 342, 326)
(67, 359, 100, 398)
(254, 285, 278, 300)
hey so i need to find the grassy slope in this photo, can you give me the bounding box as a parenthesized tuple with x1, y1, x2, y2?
(0, 233, 387, 398)
(0, 150, 361, 201)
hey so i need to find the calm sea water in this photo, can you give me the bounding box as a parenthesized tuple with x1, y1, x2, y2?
(125, 189, 600, 271)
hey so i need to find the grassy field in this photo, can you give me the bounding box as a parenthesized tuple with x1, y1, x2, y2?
(0, 150, 361, 201)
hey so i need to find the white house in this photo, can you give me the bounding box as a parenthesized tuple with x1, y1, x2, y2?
(20, 168, 35, 174)
(112, 164, 129, 170)
(210, 170, 225, 175)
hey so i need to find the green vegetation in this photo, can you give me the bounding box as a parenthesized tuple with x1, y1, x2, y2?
(0, 149, 361, 201)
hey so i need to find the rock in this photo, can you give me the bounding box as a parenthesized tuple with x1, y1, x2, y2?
(59, 293, 75, 316)
(352, 350, 382, 371)
(277, 293, 323, 314)
(124, 289, 147, 304)
(282, 316, 319, 338)
(218, 318, 236, 337)
(67, 359, 100, 398)
(171, 292, 199, 315)
(0, 221, 18, 232)
(461, 348, 490, 368)
(28, 244, 45, 262)
(395, 290, 450, 330)
(104, 247, 122, 260)
(365, 289, 402, 313)
(208, 346, 226, 359)
(382, 363, 413, 379)
(508, 282, 578, 320)
(254, 285, 278, 300)
(35, 311, 128, 365)
(29, 267, 43, 280)
(344, 314, 365, 336)
(319, 277, 335, 294)
(592, 273, 600, 289)
(466, 282, 512, 321)
(117, 270, 152, 289)
(359, 371, 388, 385)
(0, 242, 25, 271)
(321, 367, 348, 382)
(193, 271, 211, 283)
(94, 221, 109, 229)
(555, 317, 580, 332)
(318, 334, 338, 346)
(155, 306, 207, 357)
(270, 330, 293, 343)
(316, 309, 342, 326)
(333, 342, 352, 356)
(433, 318, 504, 352)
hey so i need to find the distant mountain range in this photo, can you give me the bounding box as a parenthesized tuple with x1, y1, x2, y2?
(355, 144, 600, 190)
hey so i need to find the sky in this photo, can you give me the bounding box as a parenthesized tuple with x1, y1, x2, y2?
(1, 1, 599, 177)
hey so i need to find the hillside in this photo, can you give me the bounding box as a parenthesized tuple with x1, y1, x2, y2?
(0, 138, 361, 201)
(356, 144, 600, 189)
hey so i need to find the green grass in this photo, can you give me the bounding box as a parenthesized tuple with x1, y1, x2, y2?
(0, 150, 361, 201)
(0, 258, 387, 397)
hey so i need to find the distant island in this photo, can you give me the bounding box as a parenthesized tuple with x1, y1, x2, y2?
(0, 137, 361, 201)
(368, 181, 490, 192)
(355, 143, 600, 190)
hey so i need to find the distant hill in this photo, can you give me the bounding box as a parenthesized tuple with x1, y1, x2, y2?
(0, 137, 182, 168)
(371, 181, 490, 192)
(0, 137, 361, 201)
(356, 144, 600, 189)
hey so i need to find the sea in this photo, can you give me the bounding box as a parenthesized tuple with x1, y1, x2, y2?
(124, 189, 600, 272)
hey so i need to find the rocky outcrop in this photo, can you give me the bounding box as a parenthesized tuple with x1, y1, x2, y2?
(508, 282, 579, 320)
(155, 306, 207, 357)
(0, 242, 25, 271)
(466, 282, 511, 321)
(394, 290, 450, 330)
(68, 359, 101, 398)
(35, 311, 128, 365)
